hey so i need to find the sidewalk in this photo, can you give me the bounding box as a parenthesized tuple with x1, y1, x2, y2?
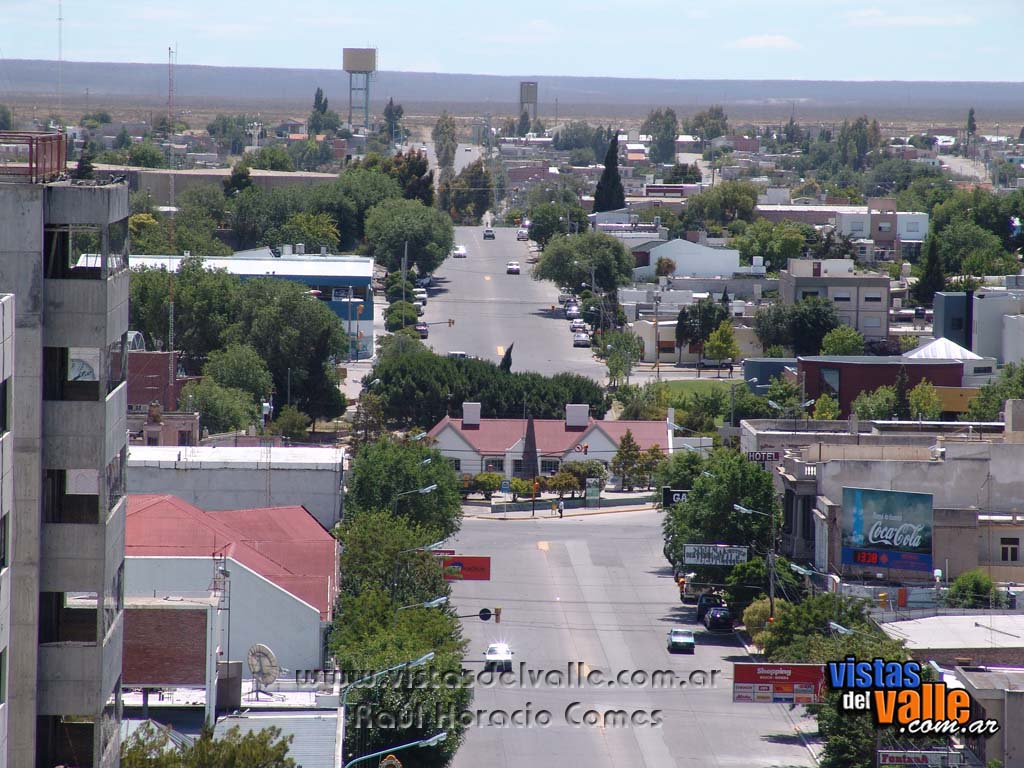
(464, 501, 657, 520)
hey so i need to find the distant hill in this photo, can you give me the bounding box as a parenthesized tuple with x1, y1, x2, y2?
(3, 58, 1023, 122)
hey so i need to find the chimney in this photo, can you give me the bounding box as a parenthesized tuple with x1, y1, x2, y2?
(295, 243, 305, 255)
(320, 246, 328, 256)
(565, 404, 589, 428)
(282, 244, 293, 256)
(463, 402, 481, 427)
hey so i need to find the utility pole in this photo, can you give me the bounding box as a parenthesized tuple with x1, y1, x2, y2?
(401, 241, 408, 327)
(654, 294, 661, 381)
(768, 510, 777, 619)
(347, 286, 354, 362)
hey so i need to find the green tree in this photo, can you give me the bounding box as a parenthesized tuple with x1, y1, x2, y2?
(560, 460, 609, 490)
(703, 320, 740, 375)
(383, 97, 404, 140)
(655, 450, 705, 500)
(655, 256, 675, 277)
(812, 393, 840, 420)
(683, 180, 759, 228)
(602, 329, 642, 387)
(547, 470, 580, 499)
(73, 145, 95, 180)
(122, 722, 296, 768)
(851, 385, 897, 420)
(266, 404, 310, 440)
(431, 111, 458, 171)
(269, 211, 340, 252)
(178, 378, 259, 434)
(967, 107, 977, 138)
(346, 438, 463, 538)
(675, 298, 728, 366)
(790, 296, 841, 356)
(820, 326, 865, 356)
(128, 141, 168, 168)
(894, 364, 911, 419)
(365, 198, 455, 275)
(732, 219, 807, 271)
(517, 110, 531, 137)
(639, 446, 666, 489)
(724, 556, 803, 616)
(760, 592, 874, 659)
(593, 136, 625, 213)
(934, 218, 1013, 276)
(946, 569, 1007, 608)
(203, 343, 273, 403)
(0, 104, 11, 131)
(966, 363, 1024, 421)
(251, 144, 295, 171)
(527, 202, 568, 248)
(611, 429, 643, 491)
(911, 235, 946, 305)
(473, 472, 503, 499)
(385, 300, 419, 331)
(222, 162, 253, 197)
(753, 303, 793, 352)
(641, 107, 679, 164)
(664, 162, 702, 184)
(533, 231, 634, 293)
(686, 105, 729, 141)
(380, 149, 434, 206)
(908, 380, 942, 420)
(508, 477, 533, 501)
(447, 159, 492, 223)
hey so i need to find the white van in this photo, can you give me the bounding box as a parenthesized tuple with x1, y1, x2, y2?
(413, 288, 428, 303)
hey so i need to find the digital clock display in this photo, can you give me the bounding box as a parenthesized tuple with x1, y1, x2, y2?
(853, 551, 879, 565)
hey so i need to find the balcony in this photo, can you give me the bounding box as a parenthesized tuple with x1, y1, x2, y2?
(44, 269, 129, 349)
(43, 383, 127, 469)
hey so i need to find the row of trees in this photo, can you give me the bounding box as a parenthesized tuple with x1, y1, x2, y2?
(333, 437, 467, 766)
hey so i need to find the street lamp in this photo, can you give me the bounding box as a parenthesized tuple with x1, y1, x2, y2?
(398, 596, 448, 611)
(734, 502, 778, 618)
(344, 731, 448, 768)
(391, 484, 438, 513)
(338, 653, 437, 765)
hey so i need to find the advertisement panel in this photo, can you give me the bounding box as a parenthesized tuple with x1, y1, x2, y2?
(682, 544, 748, 566)
(442, 556, 491, 581)
(732, 663, 826, 704)
(662, 487, 689, 507)
(841, 487, 933, 572)
(877, 751, 963, 766)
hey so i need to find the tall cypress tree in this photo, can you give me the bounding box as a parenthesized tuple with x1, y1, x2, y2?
(894, 365, 911, 420)
(593, 136, 625, 213)
(911, 236, 945, 306)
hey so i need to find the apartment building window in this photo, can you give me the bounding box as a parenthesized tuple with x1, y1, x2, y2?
(1001, 537, 1020, 562)
(0, 648, 6, 704)
(864, 293, 883, 303)
(906, 221, 920, 233)
(43, 347, 100, 401)
(43, 221, 128, 279)
(832, 291, 851, 302)
(877, 222, 892, 233)
(863, 317, 882, 328)
(106, 448, 126, 512)
(39, 592, 99, 644)
(513, 459, 525, 476)
(0, 512, 8, 569)
(43, 469, 100, 524)
(850, 221, 865, 233)
(820, 367, 840, 398)
(800, 290, 820, 300)
(0, 378, 7, 433)
(448, 458, 461, 472)
(541, 459, 560, 475)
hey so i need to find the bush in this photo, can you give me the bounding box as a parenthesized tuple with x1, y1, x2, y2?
(385, 300, 419, 331)
(473, 472, 503, 499)
(267, 405, 310, 440)
(742, 597, 792, 649)
(946, 569, 1008, 609)
(509, 477, 533, 501)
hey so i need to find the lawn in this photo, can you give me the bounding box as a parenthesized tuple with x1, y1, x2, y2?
(665, 379, 737, 399)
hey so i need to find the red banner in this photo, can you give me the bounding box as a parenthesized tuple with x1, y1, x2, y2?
(442, 556, 491, 581)
(733, 663, 826, 704)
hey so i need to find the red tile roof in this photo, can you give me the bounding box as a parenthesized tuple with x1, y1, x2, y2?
(126, 495, 337, 619)
(427, 417, 668, 454)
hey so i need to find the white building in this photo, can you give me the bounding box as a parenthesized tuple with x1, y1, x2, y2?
(633, 239, 741, 281)
(126, 445, 345, 529)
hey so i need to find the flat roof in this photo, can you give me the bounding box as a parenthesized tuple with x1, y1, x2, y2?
(130, 254, 374, 280)
(798, 355, 962, 365)
(880, 614, 1024, 650)
(127, 445, 344, 469)
(956, 666, 1024, 691)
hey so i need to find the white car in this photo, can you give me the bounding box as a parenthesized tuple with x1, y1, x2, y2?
(484, 642, 514, 672)
(517, 229, 529, 241)
(569, 318, 588, 333)
(452, 245, 467, 258)
(573, 332, 591, 348)
(565, 305, 581, 320)
(506, 261, 521, 275)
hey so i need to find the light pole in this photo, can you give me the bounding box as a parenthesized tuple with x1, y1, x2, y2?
(391, 537, 447, 599)
(338, 653, 436, 767)
(343, 731, 448, 768)
(398, 596, 448, 611)
(391, 484, 437, 514)
(734, 503, 778, 618)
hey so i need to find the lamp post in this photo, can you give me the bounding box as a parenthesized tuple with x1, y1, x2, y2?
(391, 537, 447, 599)
(343, 731, 448, 768)
(734, 503, 778, 618)
(398, 596, 448, 611)
(338, 653, 436, 767)
(391, 484, 437, 514)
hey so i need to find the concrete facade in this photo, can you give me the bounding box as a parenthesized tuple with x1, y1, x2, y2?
(126, 446, 345, 529)
(0, 296, 14, 768)
(632, 239, 741, 281)
(779, 259, 891, 340)
(0, 154, 129, 768)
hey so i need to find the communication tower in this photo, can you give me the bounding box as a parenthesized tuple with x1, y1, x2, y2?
(343, 48, 377, 133)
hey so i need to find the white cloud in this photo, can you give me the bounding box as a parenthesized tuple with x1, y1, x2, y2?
(847, 8, 974, 27)
(726, 35, 800, 50)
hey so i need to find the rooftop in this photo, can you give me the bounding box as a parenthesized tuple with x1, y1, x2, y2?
(127, 445, 344, 470)
(129, 254, 374, 280)
(428, 416, 670, 455)
(880, 613, 1024, 650)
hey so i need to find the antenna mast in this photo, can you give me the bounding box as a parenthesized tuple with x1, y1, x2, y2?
(57, 0, 63, 120)
(167, 46, 176, 397)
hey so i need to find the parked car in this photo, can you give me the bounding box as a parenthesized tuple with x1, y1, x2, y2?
(696, 592, 725, 622)
(506, 261, 521, 275)
(452, 245, 467, 258)
(415, 322, 429, 339)
(517, 229, 529, 241)
(483, 228, 496, 240)
(666, 628, 696, 654)
(573, 332, 591, 348)
(569, 318, 588, 333)
(484, 642, 514, 672)
(565, 305, 581, 320)
(415, 275, 434, 289)
(413, 288, 428, 304)
(704, 607, 734, 632)
(558, 291, 576, 305)
(447, 351, 468, 359)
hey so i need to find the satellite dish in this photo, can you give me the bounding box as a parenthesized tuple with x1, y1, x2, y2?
(247, 643, 280, 688)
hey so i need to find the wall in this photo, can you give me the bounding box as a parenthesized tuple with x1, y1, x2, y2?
(973, 291, 1024, 362)
(125, 461, 342, 529)
(634, 239, 740, 280)
(123, 606, 208, 686)
(933, 292, 969, 349)
(125, 557, 323, 675)
(1002, 314, 1024, 365)
(799, 359, 963, 417)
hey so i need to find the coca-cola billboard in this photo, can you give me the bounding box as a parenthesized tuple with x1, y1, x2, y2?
(841, 487, 933, 572)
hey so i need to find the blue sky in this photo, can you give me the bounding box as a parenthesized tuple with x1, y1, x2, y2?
(1, 0, 1015, 81)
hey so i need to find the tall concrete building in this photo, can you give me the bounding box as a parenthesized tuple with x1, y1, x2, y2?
(0, 294, 14, 767)
(0, 132, 128, 768)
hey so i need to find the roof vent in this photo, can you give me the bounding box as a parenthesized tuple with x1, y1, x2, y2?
(566, 404, 589, 428)
(463, 402, 481, 427)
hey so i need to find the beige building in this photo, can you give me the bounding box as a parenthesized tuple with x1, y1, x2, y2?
(0, 132, 128, 768)
(778, 258, 890, 340)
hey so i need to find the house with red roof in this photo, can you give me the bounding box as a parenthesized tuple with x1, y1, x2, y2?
(124, 495, 338, 678)
(426, 402, 689, 480)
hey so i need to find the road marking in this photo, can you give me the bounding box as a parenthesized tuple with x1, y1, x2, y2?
(496, 345, 505, 356)
(536, 541, 548, 551)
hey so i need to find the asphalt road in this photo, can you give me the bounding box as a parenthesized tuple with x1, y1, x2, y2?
(419, 226, 607, 379)
(447, 510, 820, 768)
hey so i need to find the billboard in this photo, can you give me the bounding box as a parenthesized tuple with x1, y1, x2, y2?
(733, 663, 826, 704)
(442, 556, 491, 581)
(682, 544, 748, 566)
(877, 751, 963, 766)
(343, 48, 377, 73)
(662, 487, 689, 507)
(841, 487, 933, 572)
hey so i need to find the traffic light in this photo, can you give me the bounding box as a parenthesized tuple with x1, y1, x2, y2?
(495, 607, 502, 624)
(583, 444, 589, 455)
(767, 616, 774, 624)
(448, 318, 455, 327)
(877, 592, 889, 608)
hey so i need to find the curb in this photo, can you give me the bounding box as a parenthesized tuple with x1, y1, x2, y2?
(466, 504, 657, 521)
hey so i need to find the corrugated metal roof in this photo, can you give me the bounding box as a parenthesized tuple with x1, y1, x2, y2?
(214, 712, 338, 768)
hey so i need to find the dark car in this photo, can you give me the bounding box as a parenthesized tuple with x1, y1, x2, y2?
(704, 607, 734, 632)
(415, 275, 434, 289)
(483, 228, 496, 240)
(696, 593, 725, 622)
(415, 322, 429, 339)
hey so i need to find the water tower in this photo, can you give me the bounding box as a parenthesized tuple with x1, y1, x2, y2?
(519, 81, 538, 125)
(343, 47, 377, 133)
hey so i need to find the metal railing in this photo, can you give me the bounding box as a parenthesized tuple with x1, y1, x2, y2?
(0, 131, 67, 182)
